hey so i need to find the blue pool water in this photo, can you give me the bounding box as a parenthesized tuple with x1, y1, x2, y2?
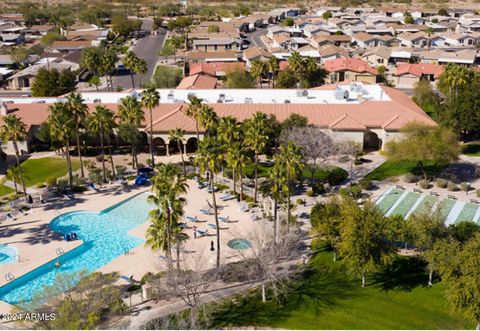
(0, 244, 18, 265)
(0, 192, 152, 306)
(227, 239, 252, 250)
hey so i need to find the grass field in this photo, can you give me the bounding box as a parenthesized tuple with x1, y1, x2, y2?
(243, 163, 347, 182)
(0, 184, 14, 197)
(211, 243, 470, 330)
(20, 157, 80, 187)
(365, 160, 448, 181)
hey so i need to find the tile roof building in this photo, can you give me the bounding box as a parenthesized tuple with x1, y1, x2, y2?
(0, 83, 435, 153)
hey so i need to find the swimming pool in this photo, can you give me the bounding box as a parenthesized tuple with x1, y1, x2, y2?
(0, 192, 152, 306)
(0, 244, 18, 265)
(227, 239, 252, 250)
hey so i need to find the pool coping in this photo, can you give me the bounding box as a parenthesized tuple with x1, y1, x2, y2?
(0, 190, 150, 309)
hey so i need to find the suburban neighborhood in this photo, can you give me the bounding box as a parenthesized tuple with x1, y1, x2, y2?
(0, 0, 480, 330)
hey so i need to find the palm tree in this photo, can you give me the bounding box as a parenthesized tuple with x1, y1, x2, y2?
(267, 161, 286, 244)
(244, 112, 269, 203)
(198, 105, 218, 135)
(147, 163, 188, 268)
(118, 96, 144, 170)
(135, 58, 148, 88)
(124, 51, 138, 89)
(217, 116, 240, 144)
(169, 128, 187, 175)
(288, 51, 305, 87)
(6, 166, 20, 198)
(426, 26, 434, 51)
(141, 87, 160, 168)
(196, 137, 224, 268)
(226, 142, 248, 198)
(250, 59, 267, 88)
(48, 102, 75, 189)
(66, 91, 88, 178)
(185, 96, 203, 141)
(278, 142, 304, 226)
(101, 50, 118, 92)
(267, 57, 280, 88)
(0, 115, 28, 197)
(82, 48, 101, 91)
(88, 105, 112, 182)
(173, 225, 189, 270)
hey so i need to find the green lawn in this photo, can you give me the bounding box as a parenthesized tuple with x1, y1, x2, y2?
(20, 157, 80, 187)
(389, 192, 420, 217)
(456, 203, 479, 224)
(376, 188, 404, 213)
(365, 160, 448, 181)
(243, 163, 348, 183)
(412, 195, 437, 215)
(211, 244, 470, 330)
(0, 184, 14, 196)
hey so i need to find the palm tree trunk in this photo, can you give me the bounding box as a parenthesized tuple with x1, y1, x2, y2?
(428, 270, 433, 286)
(149, 108, 155, 168)
(232, 168, 236, 195)
(333, 250, 337, 262)
(130, 71, 135, 89)
(100, 129, 107, 183)
(13, 141, 26, 197)
(361, 272, 366, 288)
(65, 139, 73, 190)
(254, 151, 259, 203)
(196, 122, 199, 142)
(210, 174, 220, 268)
(261, 283, 266, 303)
(176, 241, 181, 270)
(287, 190, 291, 229)
(240, 168, 244, 201)
(178, 141, 186, 175)
(107, 135, 116, 178)
(76, 123, 84, 177)
(273, 198, 278, 244)
(131, 127, 137, 169)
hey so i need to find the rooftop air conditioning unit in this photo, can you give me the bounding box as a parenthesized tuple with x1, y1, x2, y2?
(245, 98, 253, 104)
(187, 93, 196, 99)
(93, 98, 101, 103)
(167, 93, 174, 100)
(296, 89, 308, 97)
(218, 94, 226, 102)
(36, 100, 46, 103)
(334, 87, 344, 100)
(284, 99, 291, 103)
(343, 90, 350, 99)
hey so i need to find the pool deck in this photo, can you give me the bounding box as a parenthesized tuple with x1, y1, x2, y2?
(0, 178, 270, 314)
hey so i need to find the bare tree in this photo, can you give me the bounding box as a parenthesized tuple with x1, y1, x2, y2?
(281, 127, 338, 180)
(233, 226, 305, 303)
(337, 141, 362, 186)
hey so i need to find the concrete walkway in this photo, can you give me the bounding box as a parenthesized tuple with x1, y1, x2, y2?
(3, 180, 37, 194)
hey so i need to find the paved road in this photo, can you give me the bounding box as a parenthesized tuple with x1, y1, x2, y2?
(113, 26, 167, 90)
(247, 28, 267, 48)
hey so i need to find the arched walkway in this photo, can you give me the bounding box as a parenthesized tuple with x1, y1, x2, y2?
(168, 139, 183, 155)
(153, 137, 167, 156)
(363, 130, 382, 151)
(186, 137, 198, 153)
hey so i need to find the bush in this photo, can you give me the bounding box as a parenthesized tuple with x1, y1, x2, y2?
(312, 182, 325, 195)
(353, 158, 362, 165)
(152, 65, 183, 88)
(57, 178, 68, 192)
(306, 189, 314, 197)
(460, 182, 470, 192)
(36, 182, 45, 189)
(350, 185, 362, 199)
(436, 178, 447, 188)
(296, 198, 305, 206)
(404, 173, 416, 183)
(448, 182, 458, 191)
(46, 176, 57, 188)
(359, 178, 372, 190)
(418, 179, 430, 189)
(326, 167, 348, 186)
(338, 155, 350, 163)
(115, 165, 127, 176)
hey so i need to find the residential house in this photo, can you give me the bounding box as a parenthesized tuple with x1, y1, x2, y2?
(418, 49, 478, 66)
(390, 47, 413, 63)
(177, 74, 218, 89)
(192, 38, 241, 52)
(186, 50, 239, 63)
(440, 32, 477, 46)
(49, 40, 92, 53)
(272, 35, 309, 50)
(311, 34, 352, 48)
(397, 32, 428, 47)
(189, 62, 246, 77)
(457, 15, 480, 32)
(362, 45, 392, 66)
(267, 26, 290, 39)
(242, 46, 271, 67)
(324, 57, 378, 84)
(393, 63, 444, 88)
(319, 45, 349, 62)
(6, 60, 76, 90)
(352, 32, 383, 47)
(297, 45, 321, 58)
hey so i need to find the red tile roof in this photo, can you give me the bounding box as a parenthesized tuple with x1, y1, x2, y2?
(177, 74, 218, 89)
(395, 63, 444, 78)
(324, 57, 378, 75)
(189, 62, 245, 76)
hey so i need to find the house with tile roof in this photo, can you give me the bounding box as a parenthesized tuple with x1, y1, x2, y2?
(324, 57, 378, 84)
(0, 83, 435, 153)
(177, 74, 218, 89)
(393, 63, 444, 88)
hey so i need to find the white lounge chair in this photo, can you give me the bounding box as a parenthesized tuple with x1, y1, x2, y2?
(200, 206, 212, 215)
(186, 216, 199, 222)
(196, 229, 208, 237)
(220, 193, 235, 201)
(219, 216, 230, 223)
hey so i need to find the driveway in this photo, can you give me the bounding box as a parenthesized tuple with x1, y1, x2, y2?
(247, 28, 267, 48)
(112, 26, 167, 90)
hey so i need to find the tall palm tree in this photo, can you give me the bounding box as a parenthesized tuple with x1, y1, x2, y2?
(101, 49, 118, 92)
(198, 105, 218, 136)
(141, 87, 160, 167)
(118, 96, 144, 170)
(135, 57, 148, 88)
(172, 222, 189, 270)
(48, 102, 75, 189)
(217, 116, 240, 144)
(250, 59, 267, 88)
(196, 137, 224, 268)
(147, 163, 188, 268)
(226, 142, 248, 198)
(426, 26, 434, 51)
(124, 51, 139, 89)
(267, 160, 286, 244)
(88, 105, 112, 182)
(66, 91, 88, 178)
(0, 115, 28, 197)
(279, 142, 304, 226)
(288, 51, 305, 87)
(267, 57, 280, 88)
(82, 48, 101, 91)
(169, 128, 186, 175)
(244, 112, 269, 203)
(185, 96, 203, 141)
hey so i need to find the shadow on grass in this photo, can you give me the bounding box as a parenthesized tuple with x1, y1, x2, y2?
(211, 245, 359, 328)
(371, 256, 428, 292)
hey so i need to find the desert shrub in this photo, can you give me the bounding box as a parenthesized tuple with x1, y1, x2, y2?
(115, 165, 127, 176)
(326, 167, 348, 186)
(306, 189, 314, 197)
(312, 182, 325, 195)
(46, 176, 57, 188)
(447, 182, 458, 191)
(359, 178, 372, 190)
(36, 182, 45, 189)
(296, 198, 305, 206)
(460, 182, 470, 192)
(349, 185, 362, 198)
(436, 178, 447, 188)
(404, 173, 416, 183)
(418, 179, 430, 189)
(353, 158, 362, 165)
